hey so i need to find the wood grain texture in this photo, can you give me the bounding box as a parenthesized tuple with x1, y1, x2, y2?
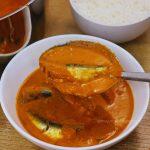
(0, 0, 150, 149)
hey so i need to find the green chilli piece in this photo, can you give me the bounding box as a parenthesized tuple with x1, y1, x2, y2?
(28, 113, 63, 140)
(66, 64, 106, 81)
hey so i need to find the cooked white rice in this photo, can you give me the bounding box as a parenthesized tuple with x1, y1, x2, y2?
(71, 0, 150, 26)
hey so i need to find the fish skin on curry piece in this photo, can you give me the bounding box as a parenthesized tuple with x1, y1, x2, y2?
(19, 86, 52, 104)
(28, 113, 63, 140)
(66, 64, 107, 81)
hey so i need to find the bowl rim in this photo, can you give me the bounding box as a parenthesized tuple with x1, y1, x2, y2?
(69, 0, 150, 28)
(0, 6, 32, 57)
(0, 34, 149, 150)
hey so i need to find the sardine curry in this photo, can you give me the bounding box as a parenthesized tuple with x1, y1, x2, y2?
(17, 41, 134, 147)
(0, 11, 25, 54)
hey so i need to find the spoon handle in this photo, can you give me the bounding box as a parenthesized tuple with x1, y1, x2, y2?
(121, 72, 150, 82)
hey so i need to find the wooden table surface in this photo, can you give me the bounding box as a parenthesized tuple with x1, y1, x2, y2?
(0, 0, 150, 150)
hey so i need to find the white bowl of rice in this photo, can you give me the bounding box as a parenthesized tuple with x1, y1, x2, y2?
(70, 0, 150, 43)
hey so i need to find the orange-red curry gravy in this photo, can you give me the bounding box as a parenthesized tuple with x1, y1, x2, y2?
(0, 0, 29, 18)
(17, 41, 134, 147)
(0, 11, 25, 54)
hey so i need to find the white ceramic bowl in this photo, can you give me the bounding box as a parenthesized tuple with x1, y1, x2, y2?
(0, 6, 32, 63)
(0, 34, 149, 150)
(69, 0, 150, 43)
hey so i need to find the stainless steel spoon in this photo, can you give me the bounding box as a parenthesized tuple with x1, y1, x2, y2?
(122, 72, 150, 82)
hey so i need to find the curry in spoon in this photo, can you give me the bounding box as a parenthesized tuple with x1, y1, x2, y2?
(39, 41, 123, 97)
